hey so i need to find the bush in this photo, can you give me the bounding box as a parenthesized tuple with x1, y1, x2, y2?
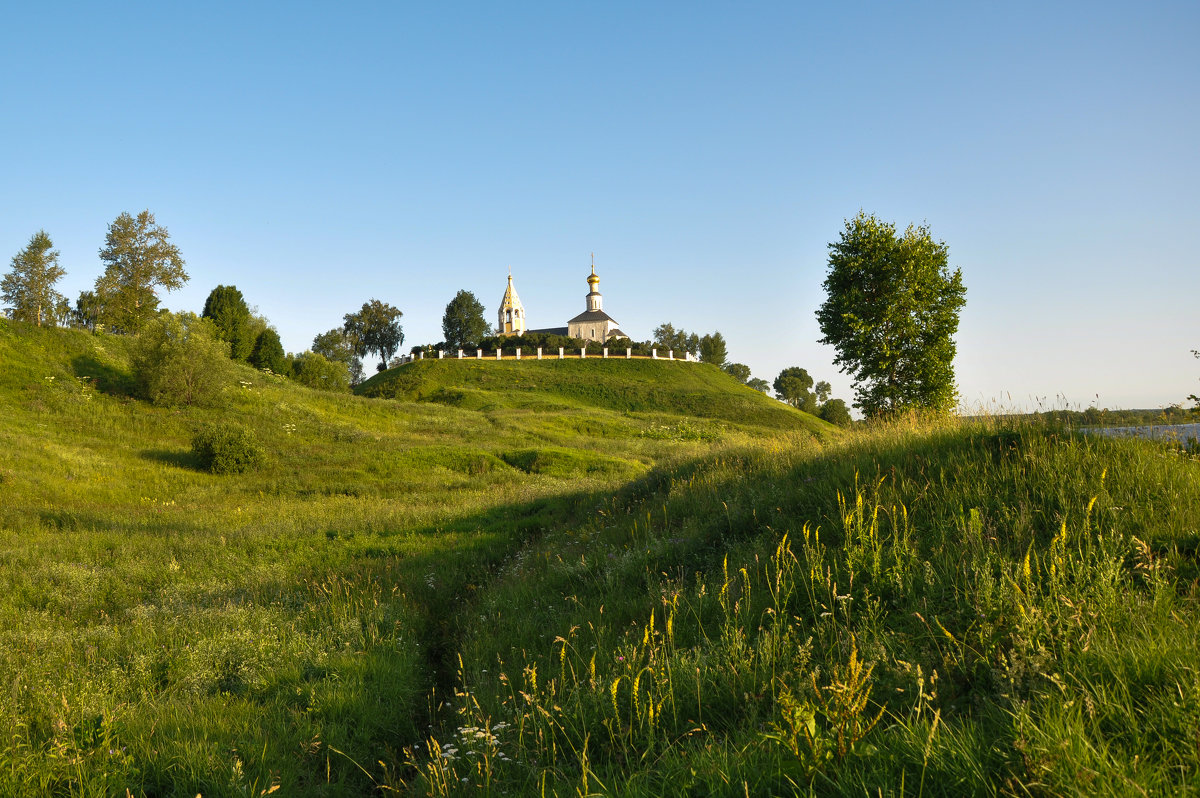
(131, 312, 233, 407)
(290, 350, 351, 391)
(191, 424, 265, 474)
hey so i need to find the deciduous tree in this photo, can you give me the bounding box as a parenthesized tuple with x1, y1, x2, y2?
(817, 212, 966, 417)
(819, 398, 852, 427)
(774, 367, 817, 413)
(723, 362, 752, 383)
(313, 328, 363, 384)
(442, 290, 489, 350)
(652, 323, 699, 356)
(344, 299, 404, 372)
(95, 210, 188, 333)
(2, 230, 67, 327)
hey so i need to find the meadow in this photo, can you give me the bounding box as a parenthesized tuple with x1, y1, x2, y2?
(1, 319, 1198, 796)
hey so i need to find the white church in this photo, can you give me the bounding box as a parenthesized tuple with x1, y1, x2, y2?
(498, 263, 628, 343)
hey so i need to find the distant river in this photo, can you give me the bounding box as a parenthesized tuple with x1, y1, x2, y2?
(1083, 423, 1200, 443)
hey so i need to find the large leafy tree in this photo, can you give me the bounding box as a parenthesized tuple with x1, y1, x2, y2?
(313, 328, 363, 384)
(344, 299, 403, 372)
(723, 362, 752, 383)
(817, 212, 966, 417)
(72, 291, 104, 332)
(2, 230, 67, 327)
(442, 290, 489, 350)
(201, 285, 253, 360)
(652, 323, 700, 355)
(774, 366, 817, 413)
(95, 210, 188, 333)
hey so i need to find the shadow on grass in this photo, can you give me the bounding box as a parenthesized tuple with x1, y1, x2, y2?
(141, 448, 203, 471)
(71, 353, 137, 397)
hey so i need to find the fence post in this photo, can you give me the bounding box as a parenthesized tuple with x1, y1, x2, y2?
(439, 350, 445, 359)
(457, 349, 463, 359)
(558, 347, 564, 359)
(537, 347, 543, 360)
(496, 349, 502, 360)
(477, 348, 482, 359)
(580, 347, 586, 359)
(652, 348, 657, 359)
(419, 351, 424, 359)
(668, 349, 673, 360)
(516, 347, 521, 360)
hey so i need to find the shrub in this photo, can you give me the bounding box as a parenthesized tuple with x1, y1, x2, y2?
(290, 350, 350, 391)
(191, 424, 266, 474)
(131, 312, 233, 407)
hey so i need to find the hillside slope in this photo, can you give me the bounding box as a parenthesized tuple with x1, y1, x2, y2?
(0, 320, 832, 796)
(5, 320, 1198, 796)
(356, 357, 830, 434)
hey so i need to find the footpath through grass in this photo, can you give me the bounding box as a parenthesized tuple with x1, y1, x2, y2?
(2, 321, 1199, 795)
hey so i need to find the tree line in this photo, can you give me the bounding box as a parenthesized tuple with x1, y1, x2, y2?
(4, 209, 996, 420)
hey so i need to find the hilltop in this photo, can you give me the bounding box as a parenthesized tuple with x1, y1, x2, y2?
(356, 356, 828, 433)
(2, 319, 1199, 796)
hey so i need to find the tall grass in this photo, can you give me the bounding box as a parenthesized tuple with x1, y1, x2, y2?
(407, 419, 1200, 795)
(3, 321, 1198, 794)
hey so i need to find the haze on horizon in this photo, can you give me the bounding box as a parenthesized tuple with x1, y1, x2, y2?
(1, 2, 1196, 412)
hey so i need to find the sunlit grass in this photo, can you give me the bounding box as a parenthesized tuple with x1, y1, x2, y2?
(2, 319, 1198, 795)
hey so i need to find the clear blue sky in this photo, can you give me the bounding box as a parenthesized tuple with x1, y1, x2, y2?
(2, 1, 1196, 411)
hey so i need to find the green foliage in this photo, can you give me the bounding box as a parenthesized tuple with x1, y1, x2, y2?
(290, 350, 350, 391)
(3, 321, 1200, 795)
(815, 380, 832, 404)
(131, 312, 232, 407)
(248, 328, 286, 373)
(723, 362, 751, 383)
(94, 210, 188, 333)
(698, 331, 728, 366)
(774, 366, 817, 412)
(817, 212, 967, 417)
(652, 322, 699, 356)
(72, 290, 103, 331)
(344, 299, 404, 372)
(747, 377, 771, 393)
(191, 423, 266, 474)
(200, 285, 253, 360)
(442, 289, 490, 350)
(2, 230, 67, 327)
(818, 397, 852, 427)
(313, 327, 363, 384)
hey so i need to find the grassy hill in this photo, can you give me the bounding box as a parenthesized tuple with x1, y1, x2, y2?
(357, 356, 826, 433)
(2, 319, 1199, 796)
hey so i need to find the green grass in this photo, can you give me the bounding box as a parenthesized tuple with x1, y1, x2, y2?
(2, 319, 1199, 795)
